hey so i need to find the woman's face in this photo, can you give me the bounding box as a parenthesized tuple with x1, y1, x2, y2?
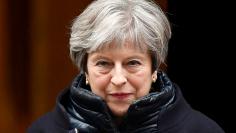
(86, 43, 155, 117)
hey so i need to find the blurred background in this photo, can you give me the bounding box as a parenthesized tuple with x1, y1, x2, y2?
(0, 0, 231, 132)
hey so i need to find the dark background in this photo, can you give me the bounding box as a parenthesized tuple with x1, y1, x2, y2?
(167, 0, 233, 132)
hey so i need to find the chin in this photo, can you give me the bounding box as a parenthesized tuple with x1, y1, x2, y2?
(112, 109, 127, 117)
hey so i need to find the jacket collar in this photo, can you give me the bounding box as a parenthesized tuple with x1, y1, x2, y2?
(52, 72, 190, 132)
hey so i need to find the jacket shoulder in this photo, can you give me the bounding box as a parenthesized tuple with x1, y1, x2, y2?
(159, 84, 225, 133)
(186, 110, 225, 133)
(27, 112, 54, 133)
(160, 109, 225, 133)
(27, 111, 68, 133)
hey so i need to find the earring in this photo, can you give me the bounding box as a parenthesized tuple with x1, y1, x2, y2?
(85, 73, 89, 85)
(152, 77, 157, 83)
(86, 78, 89, 85)
(152, 71, 157, 83)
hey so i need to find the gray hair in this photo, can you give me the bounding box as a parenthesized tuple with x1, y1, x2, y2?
(69, 0, 171, 73)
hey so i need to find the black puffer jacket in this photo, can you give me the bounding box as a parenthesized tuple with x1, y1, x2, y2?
(28, 72, 225, 133)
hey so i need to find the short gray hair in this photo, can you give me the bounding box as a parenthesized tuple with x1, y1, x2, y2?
(69, 0, 171, 73)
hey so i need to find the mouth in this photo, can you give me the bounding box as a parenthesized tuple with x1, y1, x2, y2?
(110, 93, 132, 100)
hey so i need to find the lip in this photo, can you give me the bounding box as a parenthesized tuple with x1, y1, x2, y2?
(110, 93, 132, 100)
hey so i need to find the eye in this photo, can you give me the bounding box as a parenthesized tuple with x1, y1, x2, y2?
(127, 60, 141, 66)
(96, 60, 112, 67)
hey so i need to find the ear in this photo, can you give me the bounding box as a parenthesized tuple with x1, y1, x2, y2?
(152, 70, 157, 83)
(85, 72, 88, 77)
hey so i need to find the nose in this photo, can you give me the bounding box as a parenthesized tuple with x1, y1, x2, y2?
(111, 64, 127, 86)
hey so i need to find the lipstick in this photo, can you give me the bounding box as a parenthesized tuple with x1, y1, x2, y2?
(110, 93, 132, 100)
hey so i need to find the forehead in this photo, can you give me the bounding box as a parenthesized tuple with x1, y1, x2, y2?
(87, 42, 152, 62)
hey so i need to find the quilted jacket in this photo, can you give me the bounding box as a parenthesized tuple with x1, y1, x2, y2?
(28, 72, 225, 133)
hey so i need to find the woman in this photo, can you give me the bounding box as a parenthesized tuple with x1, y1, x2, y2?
(28, 0, 225, 132)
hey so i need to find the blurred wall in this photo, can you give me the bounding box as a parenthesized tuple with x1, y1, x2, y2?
(0, 0, 92, 132)
(0, 0, 167, 132)
(0, 0, 15, 132)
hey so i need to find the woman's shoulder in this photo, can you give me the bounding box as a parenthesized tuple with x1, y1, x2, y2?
(159, 109, 225, 133)
(27, 111, 54, 133)
(186, 109, 225, 133)
(27, 110, 76, 133)
(159, 84, 225, 133)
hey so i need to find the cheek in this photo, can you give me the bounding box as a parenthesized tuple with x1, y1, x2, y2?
(88, 74, 110, 98)
(129, 71, 152, 98)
